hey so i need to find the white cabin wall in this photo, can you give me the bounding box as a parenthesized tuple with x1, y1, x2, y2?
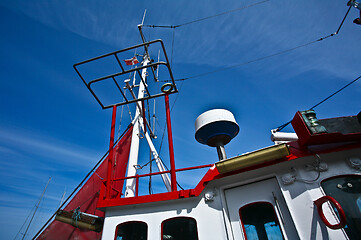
(209, 148, 360, 239)
(278, 148, 361, 240)
(101, 192, 229, 240)
(101, 147, 360, 240)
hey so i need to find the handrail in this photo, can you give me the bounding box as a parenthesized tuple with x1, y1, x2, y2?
(103, 164, 214, 197)
(111, 164, 214, 182)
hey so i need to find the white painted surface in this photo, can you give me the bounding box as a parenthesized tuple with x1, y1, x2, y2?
(124, 57, 150, 197)
(102, 147, 361, 240)
(195, 109, 238, 132)
(224, 178, 299, 240)
(101, 195, 229, 240)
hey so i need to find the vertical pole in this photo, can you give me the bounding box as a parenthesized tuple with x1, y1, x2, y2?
(142, 100, 147, 134)
(135, 174, 139, 197)
(125, 57, 150, 197)
(106, 105, 117, 199)
(216, 145, 227, 161)
(165, 94, 177, 192)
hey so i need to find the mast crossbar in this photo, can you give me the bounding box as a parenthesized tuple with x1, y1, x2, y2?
(74, 39, 177, 110)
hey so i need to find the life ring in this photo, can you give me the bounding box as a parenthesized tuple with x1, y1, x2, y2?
(314, 196, 346, 229)
(161, 83, 174, 93)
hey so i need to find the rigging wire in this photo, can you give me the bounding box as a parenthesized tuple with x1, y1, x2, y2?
(159, 1, 353, 83)
(171, 28, 175, 68)
(144, 0, 270, 29)
(14, 207, 35, 240)
(336, 5, 352, 34)
(275, 74, 361, 131)
(161, 33, 337, 83)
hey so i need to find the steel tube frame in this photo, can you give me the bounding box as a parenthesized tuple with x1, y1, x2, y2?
(73, 39, 178, 109)
(111, 164, 214, 182)
(165, 94, 177, 192)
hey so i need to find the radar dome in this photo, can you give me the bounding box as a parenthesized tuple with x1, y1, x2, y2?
(195, 109, 239, 147)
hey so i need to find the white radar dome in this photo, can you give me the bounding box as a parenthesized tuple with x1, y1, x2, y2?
(195, 109, 239, 147)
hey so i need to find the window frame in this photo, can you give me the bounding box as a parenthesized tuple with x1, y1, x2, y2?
(238, 201, 285, 240)
(161, 216, 199, 240)
(114, 220, 148, 240)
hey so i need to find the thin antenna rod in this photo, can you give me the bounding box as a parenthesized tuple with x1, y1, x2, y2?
(58, 188, 66, 209)
(156, 50, 160, 81)
(141, 9, 147, 26)
(22, 177, 51, 240)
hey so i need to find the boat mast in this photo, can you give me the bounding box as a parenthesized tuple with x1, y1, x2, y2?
(124, 16, 173, 196)
(124, 55, 150, 197)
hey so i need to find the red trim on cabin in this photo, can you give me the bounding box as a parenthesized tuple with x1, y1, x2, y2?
(97, 141, 361, 209)
(292, 111, 361, 146)
(97, 111, 361, 209)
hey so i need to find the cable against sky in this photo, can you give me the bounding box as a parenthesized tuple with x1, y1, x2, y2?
(275, 74, 361, 131)
(144, 0, 270, 29)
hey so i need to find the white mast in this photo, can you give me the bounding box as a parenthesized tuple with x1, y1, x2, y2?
(124, 55, 150, 197)
(124, 16, 173, 197)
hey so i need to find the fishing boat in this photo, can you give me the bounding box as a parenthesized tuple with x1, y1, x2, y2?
(32, 18, 361, 240)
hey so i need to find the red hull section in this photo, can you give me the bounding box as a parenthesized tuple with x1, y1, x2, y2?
(37, 126, 133, 240)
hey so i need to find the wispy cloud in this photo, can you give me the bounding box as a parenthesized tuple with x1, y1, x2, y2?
(0, 127, 101, 167)
(2, 0, 359, 81)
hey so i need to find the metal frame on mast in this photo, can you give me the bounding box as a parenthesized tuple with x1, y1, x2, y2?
(125, 21, 175, 197)
(73, 39, 177, 110)
(74, 14, 178, 198)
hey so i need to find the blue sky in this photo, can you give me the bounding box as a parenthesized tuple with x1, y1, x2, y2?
(1, 0, 360, 239)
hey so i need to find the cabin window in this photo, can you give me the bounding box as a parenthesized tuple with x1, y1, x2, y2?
(115, 221, 147, 240)
(239, 202, 284, 240)
(161, 217, 199, 240)
(321, 175, 361, 240)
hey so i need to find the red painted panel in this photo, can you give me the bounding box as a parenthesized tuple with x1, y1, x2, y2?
(292, 111, 361, 146)
(37, 126, 133, 240)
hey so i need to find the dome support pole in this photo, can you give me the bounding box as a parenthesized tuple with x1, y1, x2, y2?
(216, 145, 227, 161)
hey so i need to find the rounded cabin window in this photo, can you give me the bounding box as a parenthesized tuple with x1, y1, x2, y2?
(239, 202, 284, 240)
(115, 221, 147, 240)
(161, 217, 199, 240)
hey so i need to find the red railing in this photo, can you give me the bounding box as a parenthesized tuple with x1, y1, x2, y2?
(102, 164, 214, 199)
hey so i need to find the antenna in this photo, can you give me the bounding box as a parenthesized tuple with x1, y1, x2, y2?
(156, 50, 160, 81)
(22, 177, 51, 240)
(141, 9, 147, 26)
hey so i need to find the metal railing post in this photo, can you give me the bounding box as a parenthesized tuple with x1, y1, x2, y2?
(165, 94, 177, 192)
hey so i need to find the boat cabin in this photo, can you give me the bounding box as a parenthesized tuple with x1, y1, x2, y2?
(35, 34, 361, 240)
(97, 110, 361, 240)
